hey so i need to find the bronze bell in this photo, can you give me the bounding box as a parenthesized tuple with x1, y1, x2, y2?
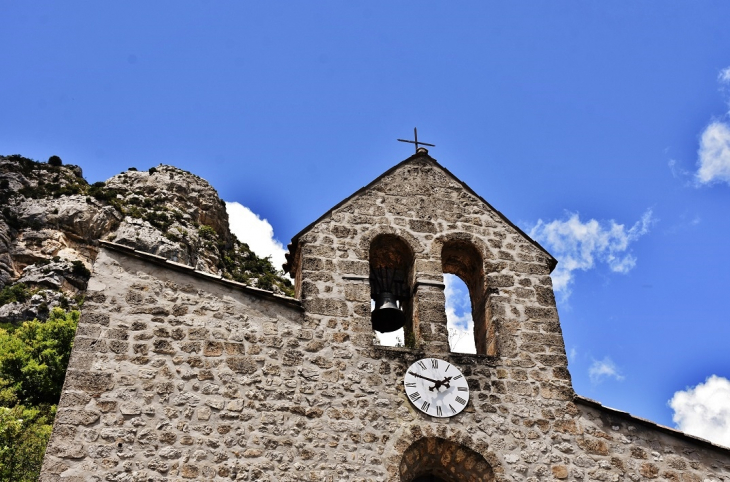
(371, 292, 406, 333)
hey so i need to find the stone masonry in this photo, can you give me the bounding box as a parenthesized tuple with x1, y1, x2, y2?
(42, 151, 730, 481)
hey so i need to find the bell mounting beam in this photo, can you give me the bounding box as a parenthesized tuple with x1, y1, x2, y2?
(398, 127, 435, 154)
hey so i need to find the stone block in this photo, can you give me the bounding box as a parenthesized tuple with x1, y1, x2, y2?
(337, 260, 368, 275)
(524, 306, 558, 321)
(487, 274, 515, 288)
(74, 337, 108, 353)
(227, 356, 258, 374)
(108, 340, 128, 354)
(188, 328, 209, 339)
(152, 339, 175, 354)
(203, 340, 224, 356)
(105, 328, 128, 340)
(408, 219, 436, 233)
(64, 370, 114, 394)
(302, 298, 349, 316)
(82, 312, 110, 326)
(345, 283, 370, 302)
(56, 408, 101, 426)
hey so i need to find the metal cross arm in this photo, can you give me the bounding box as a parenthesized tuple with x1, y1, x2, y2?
(398, 127, 435, 154)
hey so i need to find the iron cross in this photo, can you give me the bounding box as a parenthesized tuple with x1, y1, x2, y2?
(398, 128, 435, 154)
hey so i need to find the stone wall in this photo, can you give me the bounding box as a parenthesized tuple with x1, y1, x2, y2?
(42, 153, 730, 481)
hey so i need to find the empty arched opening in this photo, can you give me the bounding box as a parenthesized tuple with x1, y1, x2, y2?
(399, 437, 494, 482)
(369, 234, 413, 346)
(441, 241, 486, 355)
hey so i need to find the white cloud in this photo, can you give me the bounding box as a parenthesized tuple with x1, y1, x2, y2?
(719, 67, 730, 85)
(444, 274, 476, 354)
(696, 121, 730, 185)
(693, 66, 730, 186)
(569, 347, 578, 363)
(375, 327, 404, 347)
(669, 375, 730, 448)
(225, 202, 288, 273)
(588, 357, 625, 384)
(529, 210, 653, 298)
(668, 159, 691, 179)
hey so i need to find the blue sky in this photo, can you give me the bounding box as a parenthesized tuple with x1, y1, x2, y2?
(2, 2, 730, 443)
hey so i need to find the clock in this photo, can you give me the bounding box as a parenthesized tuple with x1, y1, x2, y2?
(403, 358, 469, 417)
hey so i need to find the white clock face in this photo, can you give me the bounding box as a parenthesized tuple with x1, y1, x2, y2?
(403, 358, 469, 418)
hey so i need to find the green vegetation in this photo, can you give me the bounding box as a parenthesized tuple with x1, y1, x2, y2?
(198, 224, 217, 239)
(0, 405, 54, 482)
(221, 239, 294, 296)
(71, 261, 90, 278)
(47, 156, 62, 167)
(0, 309, 79, 406)
(0, 308, 78, 481)
(0, 284, 32, 308)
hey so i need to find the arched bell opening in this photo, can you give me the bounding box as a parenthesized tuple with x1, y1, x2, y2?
(369, 234, 414, 344)
(399, 437, 494, 482)
(441, 241, 487, 355)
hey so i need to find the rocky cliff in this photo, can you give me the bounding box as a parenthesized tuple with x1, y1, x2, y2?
(0, 155, 293, 324)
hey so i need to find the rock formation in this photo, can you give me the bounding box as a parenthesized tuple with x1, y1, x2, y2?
(0, 155, 293, 324)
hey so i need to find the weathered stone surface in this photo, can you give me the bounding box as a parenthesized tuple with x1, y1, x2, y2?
(0, 157, 294, 330)
(42, 157, 730, 481)
(56, 409, 101, 426)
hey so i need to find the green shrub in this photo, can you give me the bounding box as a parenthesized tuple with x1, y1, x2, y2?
(71, 260, 90, 278)
(198, 225, 217, 240)
(164, 231, 181, 243)
(0, 284, 32, 307)
(47, 156, 62, 167)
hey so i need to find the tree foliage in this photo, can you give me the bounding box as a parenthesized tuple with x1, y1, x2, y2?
(0, 405, 54, 481)
(0, 308, 78, 480)
(0, 309, 79, 407)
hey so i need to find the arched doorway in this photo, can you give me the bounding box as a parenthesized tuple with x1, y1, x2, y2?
(399, 437, 494, 482)
(412, 475, 450, 482)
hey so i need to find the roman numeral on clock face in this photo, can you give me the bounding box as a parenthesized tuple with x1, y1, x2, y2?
(418, 361, 427, 370)
(431, 359, 438, 369)
(458, 387, 467, 391)
(421, 401, 430, 412)
(436, 406, 442, 416)
(409, 392, 421, 402)
(455, 396, 467, 405)
(405, 382, 416, 388)
(453, 375, 463, 380)
(449, 404, 456, 414)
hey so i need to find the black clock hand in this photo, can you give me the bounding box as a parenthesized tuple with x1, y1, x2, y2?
(408, 371, 441, 385)
(408, 371, 447, 391)
(439, 376, 453, 389)
(408, 371, 449, 391)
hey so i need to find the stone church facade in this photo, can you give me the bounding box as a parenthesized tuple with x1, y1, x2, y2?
(42, 151, 730, 481)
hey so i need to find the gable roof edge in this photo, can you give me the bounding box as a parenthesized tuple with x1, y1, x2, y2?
(284, 152, 557, 274)
(575, 395, 730, 454)
(98, 241, 303, 311)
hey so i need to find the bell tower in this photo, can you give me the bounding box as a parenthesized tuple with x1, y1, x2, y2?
(284, 148, 565, 367)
